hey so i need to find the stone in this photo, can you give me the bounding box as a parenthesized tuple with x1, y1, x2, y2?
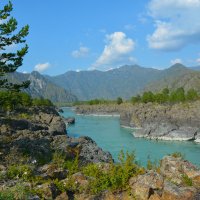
(162, 181, 197, 200)
(76, 136, 113, 165)
(160, 156, 200, 186)
(64, 117, 75, 125)
(129, 171, 164, 200)
(72, 172, 89, 188)
(55, 192, 69, 200)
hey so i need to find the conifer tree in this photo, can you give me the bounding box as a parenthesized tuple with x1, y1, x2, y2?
(0, 1, 30, 91)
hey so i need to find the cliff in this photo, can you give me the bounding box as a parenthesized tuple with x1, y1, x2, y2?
(76, 102, 200, 142)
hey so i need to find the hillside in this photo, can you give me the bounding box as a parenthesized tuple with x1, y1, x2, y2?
(145, 64, 200, 93)
(47, 65, 161, 100)
(6, 71, 78, 103)
(48, 64, 199, 100)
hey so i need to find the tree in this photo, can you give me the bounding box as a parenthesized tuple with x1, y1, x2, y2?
(142, 91, 154, 103)
(0, 1, 30, 91)
(186, 89, 198, 101)
(131, 95, 141, 104)
(117, 97, 123, 105)
(170, 87, 185, 102)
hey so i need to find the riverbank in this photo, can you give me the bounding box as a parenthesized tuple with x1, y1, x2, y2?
(75, 101, 200, 143)
(1, 106, 200, 199)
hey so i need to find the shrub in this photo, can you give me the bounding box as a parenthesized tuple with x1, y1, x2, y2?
(182, 174, 193, 186)
(82, 151, 144, 194)
(7, 165, 33, 180)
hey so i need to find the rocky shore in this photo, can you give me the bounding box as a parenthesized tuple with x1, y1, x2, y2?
(1, 106, 200, 199)
(76, 101, 200, 143)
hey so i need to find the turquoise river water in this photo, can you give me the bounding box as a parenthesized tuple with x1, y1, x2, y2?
(61, 107, 200, 167)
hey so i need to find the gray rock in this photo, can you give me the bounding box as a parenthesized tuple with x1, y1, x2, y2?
(75, 136, 113, 165)
(64, 117, 75, 125)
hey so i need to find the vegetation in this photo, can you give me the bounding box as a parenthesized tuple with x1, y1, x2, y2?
(0, 1, 30, 91)
(0, 91, 53, 111)
(131, 88, 199, 104)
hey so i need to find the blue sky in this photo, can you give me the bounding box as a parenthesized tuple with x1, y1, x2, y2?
(2, 0, 200, 75)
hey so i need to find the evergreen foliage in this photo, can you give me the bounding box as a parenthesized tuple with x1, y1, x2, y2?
(131, 88, 199, 104)
(0, 1, 30, 91)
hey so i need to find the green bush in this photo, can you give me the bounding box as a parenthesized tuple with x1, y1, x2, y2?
(32, 98, 53, 106)
(182, 174, 193, 186)
(7, 165, 33, 180)
(82, 151, 144, 194)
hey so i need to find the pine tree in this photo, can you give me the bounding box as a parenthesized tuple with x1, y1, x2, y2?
(0, 1, 30, 91)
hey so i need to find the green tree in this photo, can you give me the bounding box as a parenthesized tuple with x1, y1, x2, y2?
(186, 89, 198, 101)
(142, 91, 155, 103)
(131, 95, 141, 104)
(116, 97, 123, 105)
(0, 1, 30, 91)
(170, 87, 185, 102)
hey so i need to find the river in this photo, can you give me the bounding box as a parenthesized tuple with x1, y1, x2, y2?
(61, 107, 200, 167)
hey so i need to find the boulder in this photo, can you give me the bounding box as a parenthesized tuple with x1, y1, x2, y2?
(162, 181, 197, 200)
(55, 192, 69, 200)
(129, 171, 164, 200)
(64, 117, 75, 125)
(75, 136, 113, 165)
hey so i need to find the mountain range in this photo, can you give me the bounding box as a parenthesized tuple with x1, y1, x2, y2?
(47, 63, 200, 100)
(5, 71, 77, 103)
(5, 63, 200, 102)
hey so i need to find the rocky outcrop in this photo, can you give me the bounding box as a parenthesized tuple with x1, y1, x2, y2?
(76, 101, 200, 142)
(129, 156, 200, 200)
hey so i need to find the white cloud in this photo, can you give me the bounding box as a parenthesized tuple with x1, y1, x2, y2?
(71, 46, 89, 58)
(147, 0, 200, 51)
(93, 32, 135, 70)
(34, 62, 50, 73)
(196, 58, 200, 64)
(170, 58, 182, 65)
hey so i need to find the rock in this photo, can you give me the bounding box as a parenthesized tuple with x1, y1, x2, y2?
(75, 136, 113, 165)
(48, 116, 67, 136)
(162, 181, 197, 200)
(129, 171, 164, 200)
(72, 172, 89, 188)
(36, 183, 61, 199)
(38, 164, 68, 180)
(57, 108, 64, 113)
(28, 195, 41, 200)
(195, 132, 200, 143)
(102, 191, 132, 200)
(64, 117, 75, 125)
(55, 192, 69, 200)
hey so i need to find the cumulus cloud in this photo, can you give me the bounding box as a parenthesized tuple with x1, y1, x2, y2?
(196, 58, 200, 64)
(93, 32, 135, 70)
(170, 58, 182, 65)
(34, 62, 50, 73)
(147, 0, 200, 51)
(71, 46, 89, 58)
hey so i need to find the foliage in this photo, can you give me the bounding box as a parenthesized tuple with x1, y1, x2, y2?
(131, 87, 199, 104)
(0, 1, 30, 91)
(0, 91, 54, 111)
(32, 98, 53, 107)
(131, 95, 141, 104)
(170, 152, 185, 159)
(116, 97, 123, 105)
(182, 174, 193, 186)
(6, 164, 33, 180)
(0, 183, 30, 200)
(82, 151, 144, 194)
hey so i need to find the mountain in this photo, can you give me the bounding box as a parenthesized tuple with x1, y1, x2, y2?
(6, 71, 78, 103)
(190, 66, 200, 71)
(47, 65, 162, 100)
(144, 64, 200, 93)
